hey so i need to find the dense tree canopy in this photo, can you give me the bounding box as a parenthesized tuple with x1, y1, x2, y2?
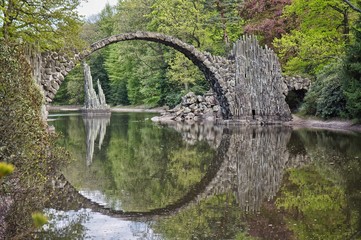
(0, 0, 85, 49)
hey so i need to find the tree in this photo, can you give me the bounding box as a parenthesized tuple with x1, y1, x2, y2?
(149, 0, 242, 54)
(0, 0, 85, 50)
(300, 62, 348, 119)
(342, 3, 361, 120)
(273, 0, 357, 76)
(104, 0, 172, 107)
(239, 0, 295, 48)
(203, 0, 244, 48)
(166, 52, 205, 91)
(53, 65, 84, 105)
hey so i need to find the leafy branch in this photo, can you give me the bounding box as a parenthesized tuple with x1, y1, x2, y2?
(342, 0, 361, 13)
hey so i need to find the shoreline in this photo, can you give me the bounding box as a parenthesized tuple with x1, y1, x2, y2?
(284, 115, 361, 133)
(47, 105, 361, 133)
(47, 105, 166, 113)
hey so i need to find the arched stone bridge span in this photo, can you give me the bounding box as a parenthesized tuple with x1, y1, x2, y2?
(40, 31, 233, 118)
(36, 32, 298, 123)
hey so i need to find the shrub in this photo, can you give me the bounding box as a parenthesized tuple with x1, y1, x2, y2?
(0, 42, 67, 238)
(300, 62, 347, 119)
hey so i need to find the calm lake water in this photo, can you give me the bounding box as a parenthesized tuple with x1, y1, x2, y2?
(41, 111, 361, 240)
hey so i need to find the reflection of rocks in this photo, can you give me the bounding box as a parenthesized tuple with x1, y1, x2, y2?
(196, 126, 310, 212)
(83, 114, 110, 166)
(152, 92, 222, 123)
(164, 122, 224, 148)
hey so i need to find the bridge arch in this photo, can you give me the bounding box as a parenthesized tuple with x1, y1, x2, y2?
(41, 31, 232, 119)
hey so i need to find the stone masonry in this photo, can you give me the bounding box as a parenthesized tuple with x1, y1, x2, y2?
(32, 32, 310, 123)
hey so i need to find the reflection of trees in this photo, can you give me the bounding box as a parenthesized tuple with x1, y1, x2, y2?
(152, 193, 248, 240)
(46, 114, 361, 239)
(105, 113, 216, 212)
(276, 129, 361, 240)
(58, 113, 216, 213)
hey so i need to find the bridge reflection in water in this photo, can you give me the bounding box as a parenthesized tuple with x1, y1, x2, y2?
(48, 123, 309, 219)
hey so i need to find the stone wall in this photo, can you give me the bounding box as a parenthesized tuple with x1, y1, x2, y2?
(153, 92, 222, 122)
(229, 35, 292, 123)
(40, 52, 78, 103)
(282, 75, 311, 95)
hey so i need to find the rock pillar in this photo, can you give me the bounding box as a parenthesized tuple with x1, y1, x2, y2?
(83, 62, 110, 113)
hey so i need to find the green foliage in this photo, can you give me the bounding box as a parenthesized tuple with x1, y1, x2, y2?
(275, 30, 345, 75)
(149, 0, 242, 54)
(105, 41, 169, 106)
(0, 0, 85, 50)
(31, 212, 48, 228)
(342, 12, 361, 120)
(164, 91, 183, 108)
(274, 0, 356, 76)
(0, 42, 69, 238)
(300, 63, 347, 118)
(53, 65, 84, 105)
(54, 0, 243, 108)
(166, 52, 206, 91)
(0, 162, 14, 178)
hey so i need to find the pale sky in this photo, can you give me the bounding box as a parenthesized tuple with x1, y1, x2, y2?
(77, 0, 118, 18)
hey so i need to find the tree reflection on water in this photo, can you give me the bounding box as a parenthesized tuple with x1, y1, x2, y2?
(4, 112, 361, 239)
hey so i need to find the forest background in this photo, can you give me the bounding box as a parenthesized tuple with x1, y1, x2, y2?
(51, 0, 361, 121)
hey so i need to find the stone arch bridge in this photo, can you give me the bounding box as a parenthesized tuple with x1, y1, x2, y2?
(31, 31, 309, 123)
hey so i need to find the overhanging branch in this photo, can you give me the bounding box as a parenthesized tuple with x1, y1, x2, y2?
(343, 0, 361, 13)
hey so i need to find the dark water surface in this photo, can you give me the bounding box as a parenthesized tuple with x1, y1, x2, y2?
(41, 111, 361, 239)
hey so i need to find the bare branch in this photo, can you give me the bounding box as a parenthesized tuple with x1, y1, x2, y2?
(343, 0, 361, 13)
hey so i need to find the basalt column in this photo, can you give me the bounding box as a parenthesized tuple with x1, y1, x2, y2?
(83, 62, 110, 113)
(231, 36, 292, 123)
